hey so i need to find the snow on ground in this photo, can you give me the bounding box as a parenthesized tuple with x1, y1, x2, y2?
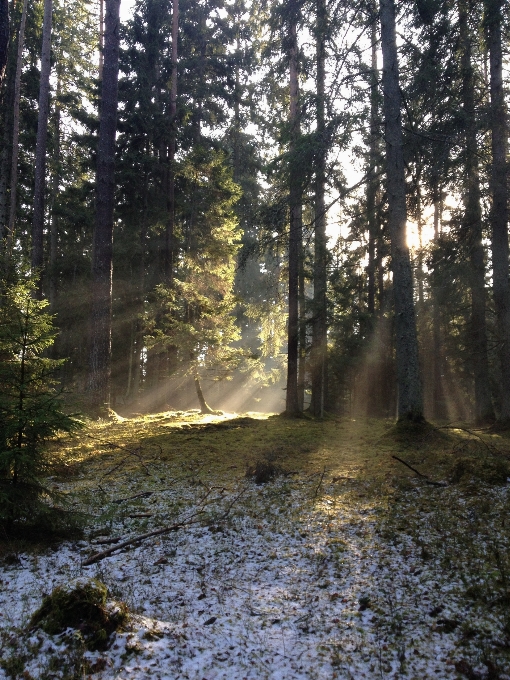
(1, 470, 509, 679)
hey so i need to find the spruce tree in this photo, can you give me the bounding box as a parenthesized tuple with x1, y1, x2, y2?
(0, 276, 81, 525)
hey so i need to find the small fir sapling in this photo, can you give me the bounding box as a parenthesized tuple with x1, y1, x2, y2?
(0, 276, 82, 526)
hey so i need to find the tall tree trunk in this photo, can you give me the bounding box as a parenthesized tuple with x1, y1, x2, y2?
(379, 0, 423, 421)
(49, 72, 61, 309)
(4, 0, 28, 256)
(367, 8, 378, 317)
(31, 0, 53, 297)
(165, 0, 178, 283)
(431, 183, 447, 420)
(297, 256, 306, 410)
(459, 0, 494, 424)
(98, 0, 104, 80)
(0, 0, 8, 87)
(310, 0, 327, 417)
(365, 7, 383, 417)
(285, 13, 302, 415)
(485, 0, 510, 423)
(87, 0, 121, 412)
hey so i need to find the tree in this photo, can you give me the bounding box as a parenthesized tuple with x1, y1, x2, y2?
(31, 0, 53, 296)
(285, 0, 303, 415)
(459, 0, 494, 424)
(379, 0, 423, 421)
(309, 0, 328, 418)
(0, 276, 81, 526)
(3, 0, 28, 255)
(0, 0, 7, 87)
(485, 0, 510, 424)
(87, 0, 121, 412)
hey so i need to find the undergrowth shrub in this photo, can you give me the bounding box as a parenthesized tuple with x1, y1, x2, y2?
(246, 456, 287, 484)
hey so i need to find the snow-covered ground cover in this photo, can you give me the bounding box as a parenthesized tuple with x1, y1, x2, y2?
(1, 415, 510, 679)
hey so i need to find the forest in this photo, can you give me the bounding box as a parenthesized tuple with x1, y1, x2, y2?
(2, 0, 510, 678)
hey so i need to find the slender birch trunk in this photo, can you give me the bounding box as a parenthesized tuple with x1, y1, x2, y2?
(379, 0, 423, 421)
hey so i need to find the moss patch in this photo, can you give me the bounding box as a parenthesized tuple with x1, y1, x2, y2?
(29, 577, 128, 650)
(449, 455, 510, 485)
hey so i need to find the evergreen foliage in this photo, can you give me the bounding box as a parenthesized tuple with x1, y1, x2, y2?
(0, 276, 82, 525)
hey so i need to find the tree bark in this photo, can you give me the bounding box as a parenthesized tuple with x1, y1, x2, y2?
(99, 0, 104, 80)
(165, 0, 178, 283)
(310, 0, 327, 417)
(49, 72, 61, 310)
(431, 185, 447, 420)
(0, 0, 8, 87)
(459, 0, 494, 424)
(31, 0, 53, 297)
(87, 0, 121, 412)
(367, 9, 378, 317)
(485, 0, 510, 423)
(4, 0, 28, 256)
(379, 0, 423, 421)
(194, 375, 214, 414)
(285, 13, 302, 415)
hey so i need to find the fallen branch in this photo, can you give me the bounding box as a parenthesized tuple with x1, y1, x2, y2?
(82, 485, 244, 566)
(82, 516, 205, 565)
(392, 456, 448, 487)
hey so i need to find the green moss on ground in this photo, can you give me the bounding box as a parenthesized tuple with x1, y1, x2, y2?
(29, 577, 128, 650)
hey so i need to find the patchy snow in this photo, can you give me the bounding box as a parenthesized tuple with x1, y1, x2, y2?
(1, 472, 510, 679)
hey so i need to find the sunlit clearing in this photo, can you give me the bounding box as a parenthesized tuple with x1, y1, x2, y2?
(117, 371, 285, 417)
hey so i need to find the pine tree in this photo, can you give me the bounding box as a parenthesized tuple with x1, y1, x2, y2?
(87, 0, 121, 412)
(379, 0, 423, 421)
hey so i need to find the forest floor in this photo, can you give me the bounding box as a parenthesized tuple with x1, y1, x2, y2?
(1, 411, 510, 679)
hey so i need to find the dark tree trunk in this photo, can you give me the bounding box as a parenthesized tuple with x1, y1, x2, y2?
(365, 7, 383, 417)
(485, 0, 510, 423)
(0, 0, 8, 87)
(459, 0, 494, 424)
(285, 15, 302, 415)
(379, 0, 423, 421)
(31, 0, 53, 297)
(367, 8, 378, 318)
(297, 255, 306, 410)
(165, 0, 178, 283)
(310, 0, 327, 417)
(87, 0, 121, 412)
(99, 0, 104, 80)
(431, 185, 447, 420)
(4, 0, 28, 256)
(49, 72, 61, 310)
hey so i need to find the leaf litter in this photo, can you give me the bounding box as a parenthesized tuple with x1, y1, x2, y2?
(1, 413, 510, 679)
